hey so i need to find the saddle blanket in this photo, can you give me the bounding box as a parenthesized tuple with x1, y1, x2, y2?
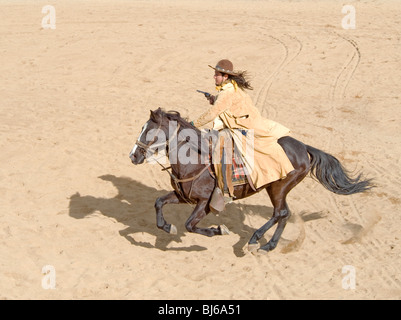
(229, 153, 249, 186)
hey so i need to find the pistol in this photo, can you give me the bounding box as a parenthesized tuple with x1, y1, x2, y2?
(196, 90, 211, 98)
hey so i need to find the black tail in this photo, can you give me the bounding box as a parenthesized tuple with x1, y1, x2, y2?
(306, 145, 374, 195)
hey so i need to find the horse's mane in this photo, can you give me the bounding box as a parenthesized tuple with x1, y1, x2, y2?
(152, 108, 201, 134)
(151, 108, 206, 155)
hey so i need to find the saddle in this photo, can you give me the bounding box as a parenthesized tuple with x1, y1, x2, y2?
(209, 133, 255, 213)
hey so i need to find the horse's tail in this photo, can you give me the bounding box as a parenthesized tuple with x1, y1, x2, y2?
(306, 145, 374, 195)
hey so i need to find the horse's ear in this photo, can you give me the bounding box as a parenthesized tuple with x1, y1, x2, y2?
(150, 108, 162, 122)
(150, 109, 155, 120)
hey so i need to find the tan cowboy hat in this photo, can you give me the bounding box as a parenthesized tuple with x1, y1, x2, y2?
(208, 59, 239, 76)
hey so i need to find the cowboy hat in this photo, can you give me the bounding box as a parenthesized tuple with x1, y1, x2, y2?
(208, 59, 239, 76)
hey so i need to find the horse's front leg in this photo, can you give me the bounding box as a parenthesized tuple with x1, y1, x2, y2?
(155, 191, 181, 234)
(185, 200, 229, 237)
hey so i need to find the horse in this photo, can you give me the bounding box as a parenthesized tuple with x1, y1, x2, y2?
(129, 108, 373, 253)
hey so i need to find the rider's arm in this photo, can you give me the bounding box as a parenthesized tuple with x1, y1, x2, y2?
(193, 91, 232, 127)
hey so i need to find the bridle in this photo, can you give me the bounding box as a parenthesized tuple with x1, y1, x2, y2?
(134, 121, 164, 156)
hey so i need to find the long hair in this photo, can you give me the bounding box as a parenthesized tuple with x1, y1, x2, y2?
(227, 70, 253, 91)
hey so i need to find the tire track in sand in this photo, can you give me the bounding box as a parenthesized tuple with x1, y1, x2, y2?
(254, 34, 302, 119)
(300, 33, 377, 265)
(329, 33, 361, 102)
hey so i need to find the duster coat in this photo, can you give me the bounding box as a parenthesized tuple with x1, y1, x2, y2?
(193, 82, 294, 189)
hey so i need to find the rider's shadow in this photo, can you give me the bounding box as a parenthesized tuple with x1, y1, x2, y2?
(69, 174, 305, 256)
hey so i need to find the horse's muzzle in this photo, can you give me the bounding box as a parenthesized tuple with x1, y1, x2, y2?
(129, 152, 144, 165)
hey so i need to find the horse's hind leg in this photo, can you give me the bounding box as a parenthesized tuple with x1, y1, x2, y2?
(248, 209, 281, 251)
(258, 202, 291, 252)
(248, 187, 291, 253)
(185, 200, 227, 237)
(248, 169, 307, 253)
(155, 191, 182, 234)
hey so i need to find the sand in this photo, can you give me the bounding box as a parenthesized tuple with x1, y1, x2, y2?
(0, 0, 400, 299)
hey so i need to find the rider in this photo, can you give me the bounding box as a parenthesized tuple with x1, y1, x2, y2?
(192, 59, 294, 212)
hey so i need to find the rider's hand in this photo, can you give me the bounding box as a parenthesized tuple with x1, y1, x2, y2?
(207, 95, 216, 105)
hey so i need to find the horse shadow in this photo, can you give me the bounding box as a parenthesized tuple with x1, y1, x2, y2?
(68, 175, 325, 256)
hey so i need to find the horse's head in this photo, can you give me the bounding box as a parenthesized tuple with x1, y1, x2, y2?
(129, 108, 166, 165)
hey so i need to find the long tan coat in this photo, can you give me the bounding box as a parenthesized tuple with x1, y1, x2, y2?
(193, 82, 294, 189)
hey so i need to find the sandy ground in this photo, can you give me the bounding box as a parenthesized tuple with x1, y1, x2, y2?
(1, 0, 400, 300)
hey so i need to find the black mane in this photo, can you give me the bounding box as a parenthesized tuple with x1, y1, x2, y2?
(153, 108, 201, 135)
(151, 108, 205, 154)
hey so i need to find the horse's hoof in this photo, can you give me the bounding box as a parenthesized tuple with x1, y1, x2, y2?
(169, 224, 177, 235)
(219, 224, 230, 235)
(247, 243, 259, 253)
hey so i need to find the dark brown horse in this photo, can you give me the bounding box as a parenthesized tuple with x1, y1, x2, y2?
(129, 108, 373, 253)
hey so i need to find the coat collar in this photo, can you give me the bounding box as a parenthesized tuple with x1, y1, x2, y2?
(216, 81, 236, 92)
